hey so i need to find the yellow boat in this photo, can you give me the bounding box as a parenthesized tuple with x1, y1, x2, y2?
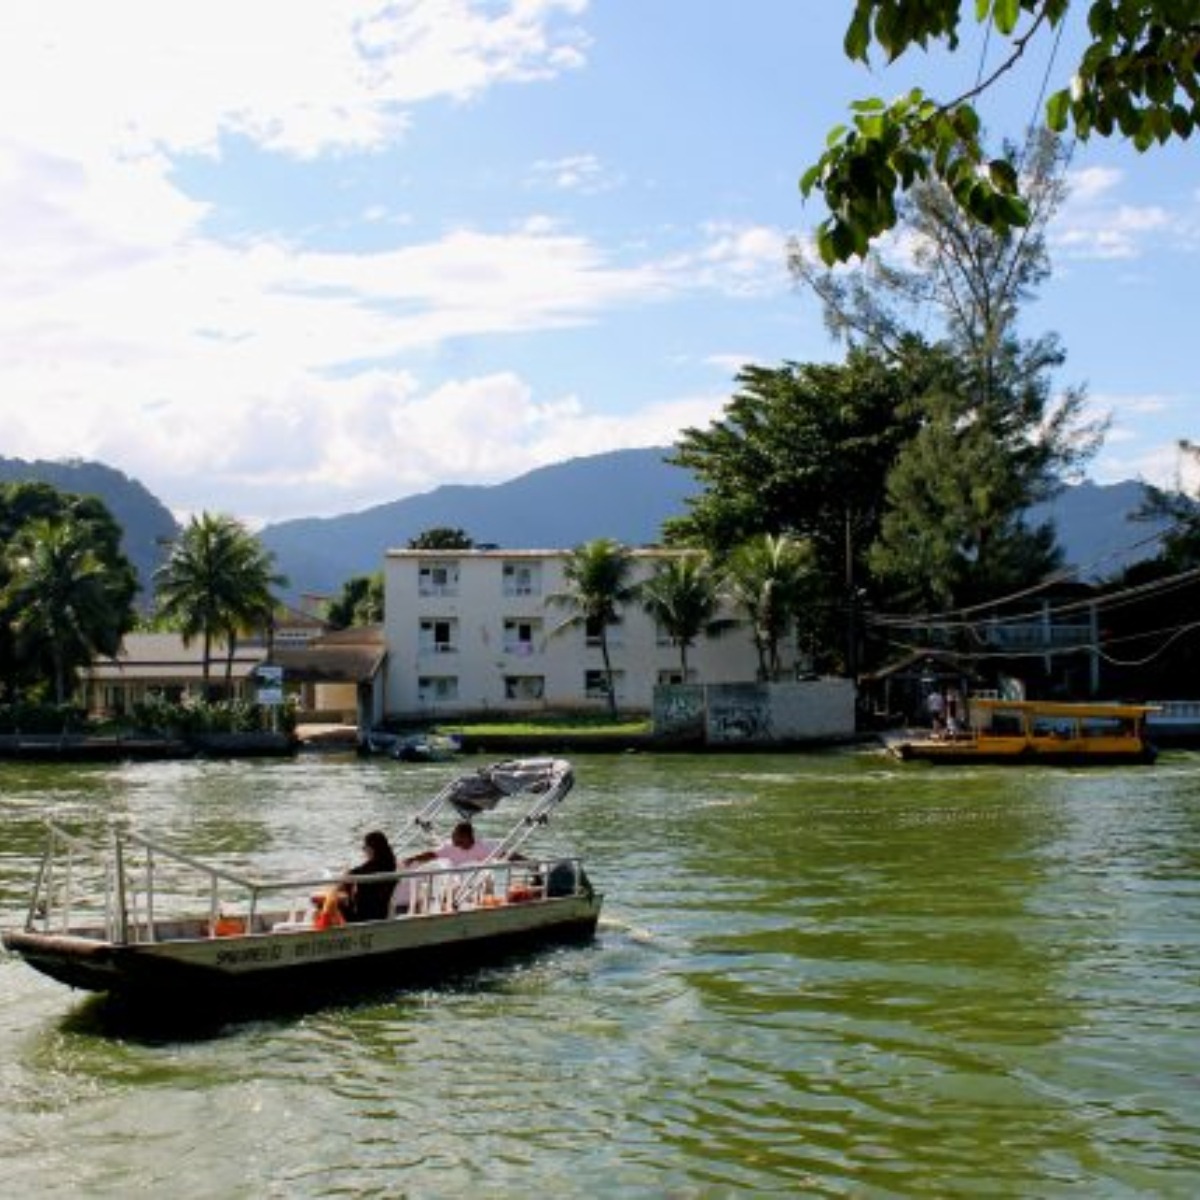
(886, 698, 1159, 766)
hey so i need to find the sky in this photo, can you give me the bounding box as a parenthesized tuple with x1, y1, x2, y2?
(0, 1, 1196, 527)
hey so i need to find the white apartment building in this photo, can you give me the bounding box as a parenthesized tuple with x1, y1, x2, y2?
(382, 548, 767, 718)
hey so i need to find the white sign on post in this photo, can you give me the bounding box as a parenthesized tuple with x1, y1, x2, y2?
(256, 664, 284, 706)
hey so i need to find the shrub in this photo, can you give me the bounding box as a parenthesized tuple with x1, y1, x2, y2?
(0, 702, 87, 734)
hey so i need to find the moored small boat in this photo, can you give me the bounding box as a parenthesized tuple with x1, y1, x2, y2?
(2, 758, 601, 1012)
(364, 730, 462, 762)
(884, 698, 1159, 766)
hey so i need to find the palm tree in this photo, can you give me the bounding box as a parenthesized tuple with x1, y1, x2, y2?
(218, 535, 286, 690)
(154, 513, 286, 697)
(640, 552, 721, 681)
(724, 534, 817, 681)
(2, 516, 132, 704)
(550, 538, 638, 718)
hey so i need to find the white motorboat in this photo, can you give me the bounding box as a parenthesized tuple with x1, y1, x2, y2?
(2, 758, 601, 1012)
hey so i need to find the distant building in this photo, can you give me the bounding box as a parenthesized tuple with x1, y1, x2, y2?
(381, 547, 771, 719)
(78, 601, 366, 721)
(81, 632, 266, 717)
(273, 626, 387, 727)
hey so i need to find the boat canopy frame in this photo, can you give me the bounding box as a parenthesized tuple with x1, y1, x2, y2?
(21, 758, 584, 946)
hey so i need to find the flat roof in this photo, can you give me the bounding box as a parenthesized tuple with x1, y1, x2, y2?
(384, 546, 680, 559)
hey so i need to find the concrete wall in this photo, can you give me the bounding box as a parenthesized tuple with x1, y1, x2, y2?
(654, 679, 856, 745)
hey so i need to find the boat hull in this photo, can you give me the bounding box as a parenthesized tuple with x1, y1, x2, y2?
(3, 894, 602, 1009)
(887, 737, 1156, 766)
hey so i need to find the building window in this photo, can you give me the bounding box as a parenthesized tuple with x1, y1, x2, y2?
(419, 619, 457, 655)
(504, 675, 545, 701)
(502, 561, 541, 597)
(585, 614, 622, 647)
(657, 668, 697, 686)
(418, 561, 459, 597)
(654, 622, 675, 648)
(418, 676, 459, 703)
(585, 669, 623, 699)
(502, 618, 541, 656)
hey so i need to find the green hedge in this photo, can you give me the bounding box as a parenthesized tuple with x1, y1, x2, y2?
(131, 695, 298, 737)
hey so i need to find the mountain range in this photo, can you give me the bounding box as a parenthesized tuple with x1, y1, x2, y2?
(256, 448, 699, 597)
(0, 450, 1170, 604)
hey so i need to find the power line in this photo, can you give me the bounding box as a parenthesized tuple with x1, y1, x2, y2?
(864, 518, 1189, 630)
(879, 615, 1200, 667)
(866, 561, 1200, 633)
(1095, 621, 1200, 668)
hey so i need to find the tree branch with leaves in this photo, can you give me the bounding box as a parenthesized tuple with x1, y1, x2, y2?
(805, 1, 1199, 262)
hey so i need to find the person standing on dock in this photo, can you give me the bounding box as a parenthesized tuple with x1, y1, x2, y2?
(926, 689, 945, 737)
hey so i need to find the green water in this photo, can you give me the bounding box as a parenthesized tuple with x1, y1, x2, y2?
(2, 750, 1199, 1197)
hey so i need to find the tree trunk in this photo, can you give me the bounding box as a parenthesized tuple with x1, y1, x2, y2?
(225, 630, 238, 693)
(53, 648, 67, 707)
(600, 631, 619, 720)
(202, 629, 213, 701)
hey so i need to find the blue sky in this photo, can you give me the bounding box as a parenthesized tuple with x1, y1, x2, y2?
(0, 1, 1195, 525)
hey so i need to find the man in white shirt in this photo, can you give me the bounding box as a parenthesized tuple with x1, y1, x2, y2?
(436, 822, 496, 865)
(394, 822, 498, 914)
(402, 821, 496, 868)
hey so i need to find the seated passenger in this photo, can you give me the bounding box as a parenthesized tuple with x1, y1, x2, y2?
(403, 821, 496, 868)
(341, 829, 397, 922)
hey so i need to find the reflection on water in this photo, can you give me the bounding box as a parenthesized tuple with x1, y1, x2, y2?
(2, 751, 1200, 1196)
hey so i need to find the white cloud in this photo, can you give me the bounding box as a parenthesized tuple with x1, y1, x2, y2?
(0, 1, 589, 162)
(705, 353, 754, 376)
(1055, 165, 1174, 260)
(1067, 166, 1123, 204)
(1092, 440, 1197, 493)
(530, 153, 620, 193)
(674, 222, 790, 297)
(1054, 207, 1172, 260)
(0, 0, 754, 530)
(107, 370, 725, 525)
(0, 205, 690, 519)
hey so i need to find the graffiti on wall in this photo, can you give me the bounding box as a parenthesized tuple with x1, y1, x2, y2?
(654, 685, 705, 737)
(707, 689, 774, 743)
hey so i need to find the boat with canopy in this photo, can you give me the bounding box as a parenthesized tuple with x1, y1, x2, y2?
(2, 758, 601, 1010)
(885, 698, 1159, 765)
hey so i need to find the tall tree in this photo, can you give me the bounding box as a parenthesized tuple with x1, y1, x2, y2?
(154, 513, 286, 695)
(724, 535, 819, 681)
(0, 481, 138, 701)
(667, 348, 937, 669)
(1, 515, 134, 704)
(549, 539, 638, 718)
(640, 553, 722, 681)
(867, 385, 1064, 608)
(1138, 440, 1200, 568)
(326, 572, 385, 629)
(793, 131, 1070, 390)
(407, 527, 475, 550)
(667, 348, 926, 581)
(804, 1, 1200, 262)
(1099, 443, 1200, 697)
(796, 133, 1100, 612)
(218, 535, 286, 688)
